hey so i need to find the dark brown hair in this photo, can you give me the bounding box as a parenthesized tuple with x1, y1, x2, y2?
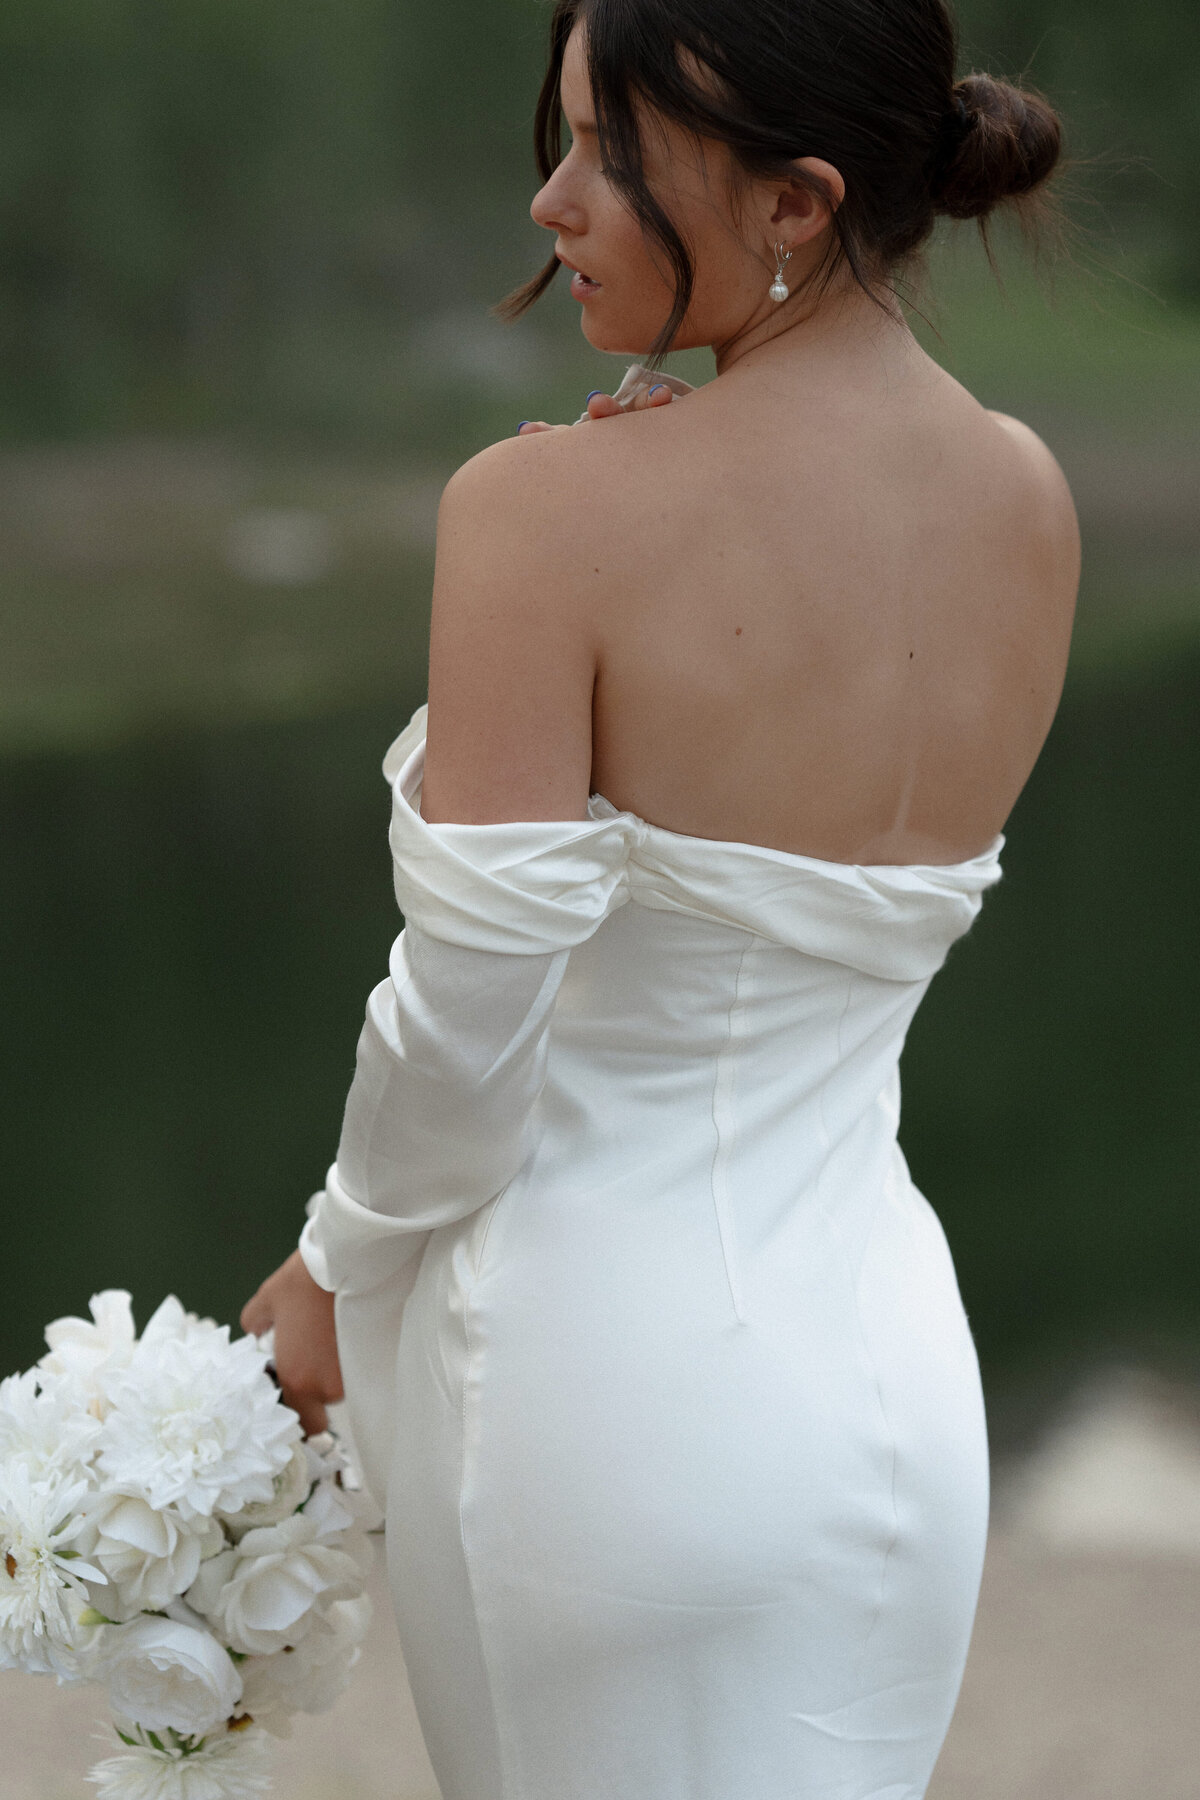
(496, 0, 1063, 360)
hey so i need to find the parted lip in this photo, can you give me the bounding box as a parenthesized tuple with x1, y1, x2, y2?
(556, 251, 599, 281)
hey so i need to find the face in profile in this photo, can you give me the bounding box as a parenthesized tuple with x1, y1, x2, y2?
(529, 20, 841, 358)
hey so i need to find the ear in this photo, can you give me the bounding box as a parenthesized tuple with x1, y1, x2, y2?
(770, 156, 846, 246)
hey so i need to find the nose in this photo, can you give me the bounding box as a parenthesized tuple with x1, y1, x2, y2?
(530, 162, 582, 235)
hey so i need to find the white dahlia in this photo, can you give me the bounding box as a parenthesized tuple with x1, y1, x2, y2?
(74, 1492, 225, 1621)
(0, 1463, 105, 1676)
(40, 1290, 138, 1417)
(138, 1296, 217, 1350)
(0, 1366, 102, 1483)
(185, 1511, 362, 1657)
(96, 1318, 301, 1522)
(87, 1723, 272, 1800)
(238, 1591, 372, 1736)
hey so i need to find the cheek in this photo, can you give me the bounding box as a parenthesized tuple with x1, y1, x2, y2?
(596, 195, 658, 271)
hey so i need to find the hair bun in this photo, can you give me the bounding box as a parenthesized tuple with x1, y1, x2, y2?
(933, 72, 1062, 219)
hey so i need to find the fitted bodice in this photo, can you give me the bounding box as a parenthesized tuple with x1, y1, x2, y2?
(377, 701, 1004, 1273)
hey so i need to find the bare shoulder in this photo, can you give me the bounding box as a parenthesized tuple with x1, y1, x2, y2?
(438, 420, 634, 561)
(984, 408, 1082, 607)
(422, 424, 636, 824)
(432, 414, 653, 632)
(986, 410, 1079, 540)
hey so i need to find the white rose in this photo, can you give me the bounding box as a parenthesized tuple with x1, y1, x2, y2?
(297, 1475, 356, 1543)
(74, 1493, 224, 1622)
(99, 1614, 242, 1737)
(217, 1443, 311, 1540)
(239, 1593, 372, 1736)
(185, 1513, 361, 1657)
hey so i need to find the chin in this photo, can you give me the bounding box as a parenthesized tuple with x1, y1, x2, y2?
(579, 298, 702, 359)
(581, 319, 673, 359)
(580, 313, 641, 356)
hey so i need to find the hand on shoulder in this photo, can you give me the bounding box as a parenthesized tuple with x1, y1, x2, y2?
(516, 370, 696, 434)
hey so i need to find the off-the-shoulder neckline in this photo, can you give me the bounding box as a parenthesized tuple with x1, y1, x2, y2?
(387, 709, 1004, 877)
(587, 789, 1005, 876)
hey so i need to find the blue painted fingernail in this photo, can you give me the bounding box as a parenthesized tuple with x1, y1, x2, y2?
(649, 384, 667, 395)
(585, 390, 603, 403)
(516, 421, 529, 434)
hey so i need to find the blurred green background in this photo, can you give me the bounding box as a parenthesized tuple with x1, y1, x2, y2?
(1, 0, 1197, 1422)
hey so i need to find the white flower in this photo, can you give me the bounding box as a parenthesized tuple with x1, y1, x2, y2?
(185, 1512, 362, 1656)
(238, 1593, 371, 1736)
(40, 1291, 137, 1417)
(87, 1722, 272, 1800)
(216, 1442, 311, 1541)
(97, 1615, 242, 1737)
(96, 1317, 301, 1522)
(297, 1474, 357, 1543)
(138, 1296, 217, 1350)
(0, 1367, 102, 1484)
(73, 1493, 225, 1622)
(0, 1463, 105, 1677)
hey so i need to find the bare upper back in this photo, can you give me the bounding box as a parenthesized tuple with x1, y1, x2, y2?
(576, 347, 1080, 865)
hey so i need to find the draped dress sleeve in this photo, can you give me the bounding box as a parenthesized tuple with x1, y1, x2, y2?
(297, 704, 635, 1505)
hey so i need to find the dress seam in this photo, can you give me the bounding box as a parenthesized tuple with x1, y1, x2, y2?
(709, 937, 752, 1325)
(853, 1171, 903, 1664)
(458, 1196, 511, 1798)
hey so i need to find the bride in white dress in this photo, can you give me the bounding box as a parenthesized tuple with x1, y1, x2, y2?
(242, 3, 1079, 1795)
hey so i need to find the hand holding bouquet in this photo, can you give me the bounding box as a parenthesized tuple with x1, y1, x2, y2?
(0, 1289, 373, 1798)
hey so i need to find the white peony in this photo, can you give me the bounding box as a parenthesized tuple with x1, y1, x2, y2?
(185, 1511, 362, 1656)
(74, 1493, 224, 1622)
(87, 1723, 272, 1800)
(96, 1315, 301, 1522)
(40, 1291, 138, 1417)
(0, 1366, 102, 1484)
(238, 1592, 372, 1736)
(0, 1463, 105, 1677)
(216, 1442, 311, 1541)
(97, 1614, 242, 1737)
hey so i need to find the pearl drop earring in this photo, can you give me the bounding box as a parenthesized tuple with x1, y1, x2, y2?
(769, 241, 793, 304)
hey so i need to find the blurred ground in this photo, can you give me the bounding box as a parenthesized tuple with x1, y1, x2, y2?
(6, 1369, 1200, 1799)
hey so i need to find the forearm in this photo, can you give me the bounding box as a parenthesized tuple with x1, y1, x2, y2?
(299, 920, 568, 1298)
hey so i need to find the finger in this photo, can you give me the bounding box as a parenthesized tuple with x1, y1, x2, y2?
(585, 392, 623, 421)
(290, 1390, 330, 1437)
(273, 1366, 330, 1434)
(626, 384, 674, 414)
(515, 420, 555, 435)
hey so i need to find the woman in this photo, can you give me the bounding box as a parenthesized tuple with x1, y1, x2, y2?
(242, 1, 1079, 1795)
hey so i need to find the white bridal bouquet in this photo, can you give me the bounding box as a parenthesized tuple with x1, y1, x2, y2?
(0, 1290, 374, 1798)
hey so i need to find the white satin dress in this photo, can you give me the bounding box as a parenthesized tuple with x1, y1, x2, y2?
(299, 701, 1005, 1800)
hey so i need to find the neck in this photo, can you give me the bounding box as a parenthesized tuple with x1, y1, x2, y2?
(711, 266, 910, 381)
